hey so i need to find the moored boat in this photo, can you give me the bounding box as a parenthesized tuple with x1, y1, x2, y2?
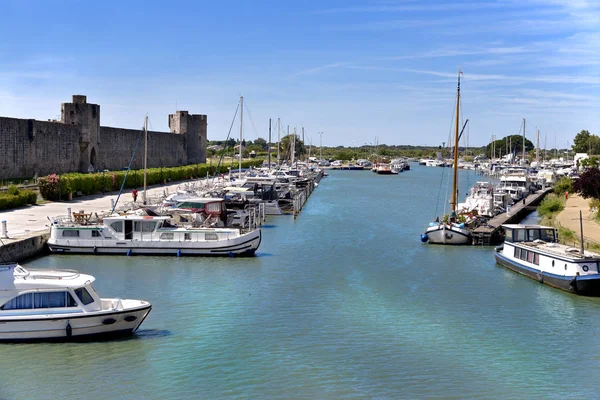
(0, 263, 151, 341)
(48, 213, 261, 257)
(422, 69, 472, 245)
(494, 224, 600, 296)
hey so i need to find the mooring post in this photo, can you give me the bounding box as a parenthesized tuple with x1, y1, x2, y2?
(1, 221, 7, 239)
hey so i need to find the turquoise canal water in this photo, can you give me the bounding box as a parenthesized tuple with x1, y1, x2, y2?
(3, 166, 600, 400)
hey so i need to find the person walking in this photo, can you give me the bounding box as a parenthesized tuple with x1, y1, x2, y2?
(132, 188, 138, 202)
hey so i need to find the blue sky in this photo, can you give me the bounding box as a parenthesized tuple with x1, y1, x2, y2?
(0, 0, 598, 148)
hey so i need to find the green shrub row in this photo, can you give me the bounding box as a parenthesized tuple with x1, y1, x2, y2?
(0, 185, 37, 210)
(537, 193, 565, 218)
(37, 160, 264, 201)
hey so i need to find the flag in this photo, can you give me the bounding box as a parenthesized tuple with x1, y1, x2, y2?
(459, 70, 464, 76)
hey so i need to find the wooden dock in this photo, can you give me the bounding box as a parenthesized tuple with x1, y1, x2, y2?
(471, 188, 553, 245)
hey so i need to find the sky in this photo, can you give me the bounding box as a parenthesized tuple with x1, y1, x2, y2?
(0, 0, 598, 149)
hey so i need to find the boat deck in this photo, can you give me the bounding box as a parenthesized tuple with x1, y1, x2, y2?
(471, 188, 553, 245)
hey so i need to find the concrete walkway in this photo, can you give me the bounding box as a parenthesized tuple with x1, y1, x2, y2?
(555, 194, 600, 244)
(0, 180, 194, 239)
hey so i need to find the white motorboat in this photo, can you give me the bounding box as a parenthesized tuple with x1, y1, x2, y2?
(494, 224, 600, 296)
(0, 263, 151, 341)
(48, 213, 261, 257)
(457, 181, 494, 217)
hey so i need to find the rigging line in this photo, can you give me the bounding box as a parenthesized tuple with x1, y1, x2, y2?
(212, 102, 240, 180)
(243, 100, 261, 139)
(111, 126, 145, 214)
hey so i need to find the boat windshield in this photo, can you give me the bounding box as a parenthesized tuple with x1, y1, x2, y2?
(74, 287, 95, 306)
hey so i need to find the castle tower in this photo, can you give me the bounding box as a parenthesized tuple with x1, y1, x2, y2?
(61, 95, 101, 172)
(168, 111, 207, 164)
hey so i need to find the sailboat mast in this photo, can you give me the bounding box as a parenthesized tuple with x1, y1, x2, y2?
(268, 118, 272, 168)
(277, 118, 281, 166)
(143, 114, 148, 204)
(451, 70, 461, 212)
(239, 96, 243, 178)
(522, 118, 526, 165)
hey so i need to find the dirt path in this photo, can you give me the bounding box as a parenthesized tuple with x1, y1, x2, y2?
(555, 194, 600, 243)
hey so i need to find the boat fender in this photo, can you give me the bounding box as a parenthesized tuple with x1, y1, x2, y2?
(127, 249, 132, 256)
(66, 321, 72, 338)
(420, 234, 429, 243)
(93, 246, 97, 254)
(229, 251, 235, 257)
(177, 249, 181, 257)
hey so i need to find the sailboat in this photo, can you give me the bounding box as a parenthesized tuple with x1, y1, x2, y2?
(421, 70, 472, 245)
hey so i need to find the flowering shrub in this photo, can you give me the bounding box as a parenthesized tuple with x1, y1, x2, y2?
(37, 174, 71, 201)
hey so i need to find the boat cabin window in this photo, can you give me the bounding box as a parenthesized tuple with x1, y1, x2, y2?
(540, 229, 555, 242)
(504, 228, 513, 242)
(62, 230, 79, 237)
(110, 221, 123, 233)
(92, 230, 101, 237)
(184, 233, 191, 241)
(1, 291, 77, 310)
(160, 232, 174, 240)
(74, 287, 95, 306)
(134, 221, 156, 232)
(515, 229, 527, 242)
(205, 233, 218, 241)
(528, 230, 541, 241)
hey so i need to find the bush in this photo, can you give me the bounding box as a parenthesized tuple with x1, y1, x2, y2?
(38, 174, 71, 201)
(7, 185, 19, 196)
(0, 189, 37, 210)
(537, 194, 564, 217)
(553, 177, 573, 196)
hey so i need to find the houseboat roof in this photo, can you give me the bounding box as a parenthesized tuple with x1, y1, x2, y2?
(0, 264, 95, 290)
(502, 224, 555, 230)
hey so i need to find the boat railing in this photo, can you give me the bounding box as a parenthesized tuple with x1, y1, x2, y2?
(26, 269, 81, 280)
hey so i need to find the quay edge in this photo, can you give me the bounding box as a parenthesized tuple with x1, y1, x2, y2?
(0, 232, 50, 262)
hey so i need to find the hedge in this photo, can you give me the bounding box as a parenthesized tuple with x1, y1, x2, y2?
(37, 160, 264, 201)
(0, 185, 38, 210)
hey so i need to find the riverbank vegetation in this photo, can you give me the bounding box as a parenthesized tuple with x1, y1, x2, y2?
(37, 160, 263, 201)
(0, 185, 38, 210)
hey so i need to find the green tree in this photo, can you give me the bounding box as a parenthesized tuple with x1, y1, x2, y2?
(279, 134, 306, 161)
(572, 130, 592, 153)
(253, 138, 268, 150)
(485, 135, 534, 159)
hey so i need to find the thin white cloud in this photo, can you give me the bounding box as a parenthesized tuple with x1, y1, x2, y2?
(289, 62, 349, 78)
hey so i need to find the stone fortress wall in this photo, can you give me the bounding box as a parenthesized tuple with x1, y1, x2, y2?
(0, 95, 207, 179)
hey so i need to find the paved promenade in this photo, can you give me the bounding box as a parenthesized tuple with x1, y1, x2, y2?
(556, 193, 600, 244)
(0, 181, 190, 239)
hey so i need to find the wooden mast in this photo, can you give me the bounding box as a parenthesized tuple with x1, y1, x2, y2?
(451, 69, 461, 213)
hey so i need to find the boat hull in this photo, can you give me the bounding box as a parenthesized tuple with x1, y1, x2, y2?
(48, 229, 261, 257)
(425, 224, 472, 245)
(0, 304, 151, 342)
(494, 250, 600, 296)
